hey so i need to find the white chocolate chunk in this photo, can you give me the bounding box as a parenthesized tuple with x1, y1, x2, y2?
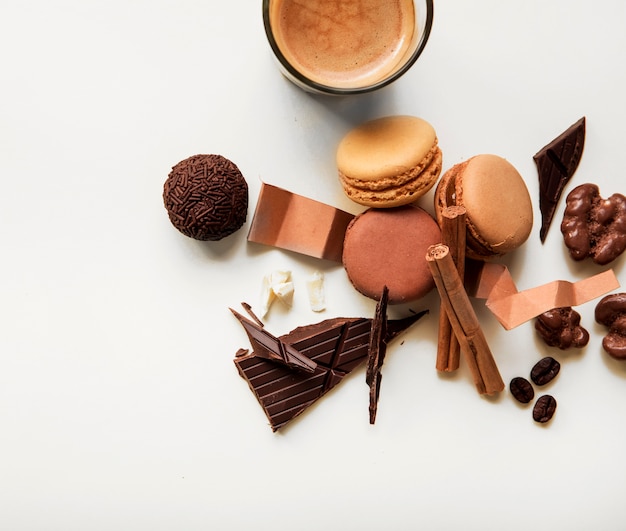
(306, 270, 326, 312)
(260, 270, 294, 316)
(273, 280, 294, 307)
(269, 270, 291, 286)
(259, 273, 276, 317)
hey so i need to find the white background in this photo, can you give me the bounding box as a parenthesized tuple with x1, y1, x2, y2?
(2, 1, 626, 529)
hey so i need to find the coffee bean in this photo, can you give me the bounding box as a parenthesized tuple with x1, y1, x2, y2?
(533, 395, 557, 423)
(509, 377, 535, 404)
(530, 356, 560, 386)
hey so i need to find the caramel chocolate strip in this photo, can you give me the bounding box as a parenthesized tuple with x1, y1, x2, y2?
(485, 269, 620, 330)
(426, 244, 504, 395)
(234, 312, 427, 431)
(465, 261, 620, 330)
(247, 182, 355, 262)
(534, 117, 586, 243)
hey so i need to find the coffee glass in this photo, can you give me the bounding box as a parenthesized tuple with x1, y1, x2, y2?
(262, 0, 433, 96)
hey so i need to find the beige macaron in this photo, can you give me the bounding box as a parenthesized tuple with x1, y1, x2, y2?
(336, 115, 443, 207)
(434, 154, 533, 260)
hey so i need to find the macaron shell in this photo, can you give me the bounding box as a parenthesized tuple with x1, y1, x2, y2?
(342, 205, 441, 304)
(339, 144, 442, 207)
(337, 115, 437, 181)
(459, 155, 532, 258)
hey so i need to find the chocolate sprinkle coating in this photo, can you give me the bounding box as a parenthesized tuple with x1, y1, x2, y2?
(163, 154, 248, 241)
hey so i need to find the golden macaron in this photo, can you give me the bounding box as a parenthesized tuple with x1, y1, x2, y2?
(336, 115, 442, 207)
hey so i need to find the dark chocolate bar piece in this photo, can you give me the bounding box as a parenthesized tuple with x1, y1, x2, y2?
(533, 117, 586, 242)
(234, 311, 427, 431)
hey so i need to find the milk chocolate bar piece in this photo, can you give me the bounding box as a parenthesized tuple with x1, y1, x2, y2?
(234, 312, 426, 431)
(533, 117, 586, 242)
(247, 183, 355, 262)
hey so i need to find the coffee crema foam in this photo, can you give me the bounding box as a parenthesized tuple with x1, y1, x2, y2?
(270, 0, 417, 89)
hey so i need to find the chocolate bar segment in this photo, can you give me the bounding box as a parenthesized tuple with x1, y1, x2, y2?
(234, 312, 426, 431)
(533, 117, 586, 242)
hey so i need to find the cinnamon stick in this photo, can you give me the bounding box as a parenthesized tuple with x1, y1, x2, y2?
(426, 244, 504, 395)
(436, 206, 467, 372)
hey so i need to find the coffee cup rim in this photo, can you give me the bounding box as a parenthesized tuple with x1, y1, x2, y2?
(262, 0, 434, 96)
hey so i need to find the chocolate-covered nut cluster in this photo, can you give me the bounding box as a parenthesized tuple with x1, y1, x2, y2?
(595, 293, 626, 360)
(561, 183, 626, 265)
(535, 307, 589, 350)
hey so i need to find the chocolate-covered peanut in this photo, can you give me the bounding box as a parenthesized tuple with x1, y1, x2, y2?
(561, 183, 626, 265)
(595, 293, 626, 360)
(535, 307, 589, 349)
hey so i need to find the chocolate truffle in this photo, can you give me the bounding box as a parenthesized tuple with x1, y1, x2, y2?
(163, 154, 248, 241)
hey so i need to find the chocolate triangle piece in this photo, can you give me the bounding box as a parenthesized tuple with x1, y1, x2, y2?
(366, 286, 389, 424)
(233, 312, 426, 431)
(533, 117, 586, 243)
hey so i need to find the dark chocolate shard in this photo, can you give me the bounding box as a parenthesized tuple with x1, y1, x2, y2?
(234, 311, 427, 432)
(366, 286, 389, 425)
(533, 117, 586, 243)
